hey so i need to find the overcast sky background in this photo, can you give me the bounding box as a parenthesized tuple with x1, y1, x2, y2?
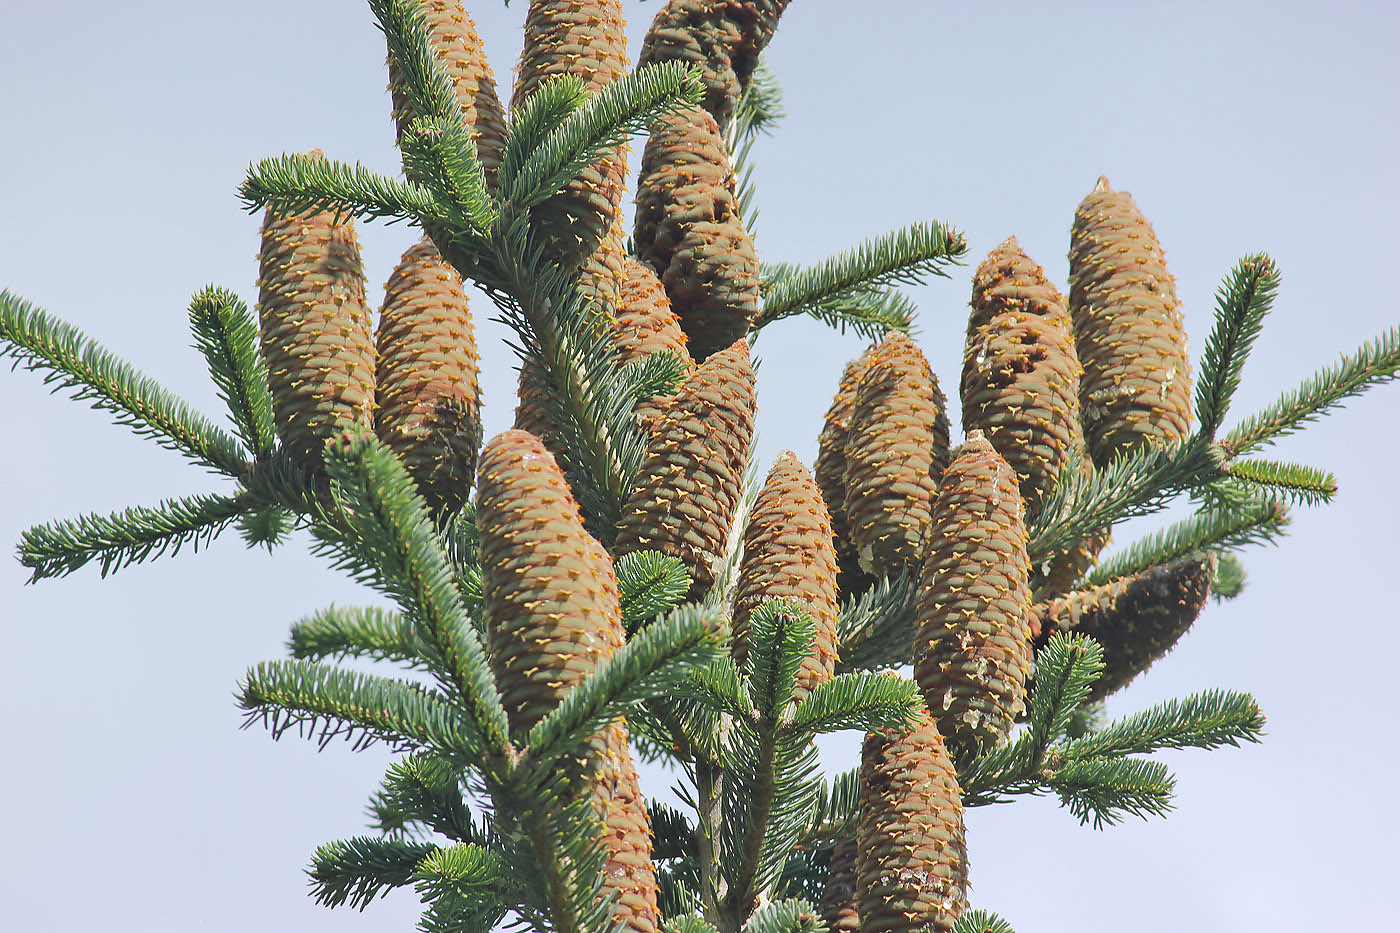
(2, 2, 1397, 930)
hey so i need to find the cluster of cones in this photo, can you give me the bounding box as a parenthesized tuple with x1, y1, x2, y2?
(253, 3, 1212, 932)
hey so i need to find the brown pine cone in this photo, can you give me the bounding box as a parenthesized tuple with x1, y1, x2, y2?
(257, 155, 376, 474)
(591, 720, 662, 933)
(614, 257, 694, 431)
(962, 237, 1082, 517)
(732, 451, 840, 703)
(843, 332, 951, 577)
(913, 432, 1031, 766)
(814, 345, 881, 598)
(375, 236, 481, 515)
(387, 0, 508, 187)
(818, 837, 861, 932)
(1031, 552, 1216, 702)
(614, 338, 756, 598)
(857, 709, 967, 933)
(1069, 176, 1193, 467)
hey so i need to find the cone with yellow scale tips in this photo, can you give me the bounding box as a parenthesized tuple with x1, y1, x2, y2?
(962, 237, 1082, 517)
(1031, 435, 1111, 599)
(513, 0, 630, 268)
(615, 256, 694, 429)
(856, 708, 967, 933)
(386, 0, 508, 187)
(1031, 552, 1216, 702)
(842, 332, 950, 577)
(257, 152, 376, 474)
(815, 345, 880, 597)
(913, 431, 1031, 766)
(375, 236, 481, 515)
(476, 430, 659, 933)
(818, 837, 860, 933)
(732, 452, 840, 702)
(615, 338, 756, 598)
(1069, 176, 1193, 467)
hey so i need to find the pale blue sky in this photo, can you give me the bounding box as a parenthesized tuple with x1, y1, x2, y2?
(2, 2, 1397, 930)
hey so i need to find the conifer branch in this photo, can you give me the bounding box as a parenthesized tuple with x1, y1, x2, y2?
(756, 261, 919, 341)
(754, 222, 966, 333)
(188, 286, 275, 460)
(1064, 689, 1265, 759)
(369, 0, 466, 127)
(413, 843, 510, 933)
(19, 491, 250, 581)
(238, 659, 485, 757)
(237, 152, 453, 228)
(1049, 756, 1175, 828)
(0, 289, 249, 476)
(785, 671, 920, 737)
(744, 601, 815, 720)
(504, 60, 705, 210)
(682, 659, 755, 720)
(801, 767, 860, 846)
(498, 74, 589, 198)
(1084, 497, 1289, 586)
(1212, 551, 1248, 600)
(368, 752, 481, 842)
(617, 549, 692, 633)
(287, 604, 431, 669)
(236, 504, 295, 551)
(308, 835, 439, 909)
(834, 571, 919, 673)
(1223, 323, 1400, 454)
(953, 909, 1016, 933)
(739, 898, 823, 933)
(665, 916, 722, 933)
(401, 116, 498, 232)
(1227, 457, 1338, 506)
(1195, 254, 1280, 436)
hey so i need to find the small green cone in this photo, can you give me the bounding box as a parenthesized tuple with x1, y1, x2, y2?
(375, 236, 481, 516)
(842, 332, 951, 576)
(818, 837, 861, 933)
(1031, 552, 1216, 702)
(513, 0, 630, 267)
(257, 155, 376, 474)
(732, 451, 840, 703)
(615, 338, 756, 598)
(856, 709, 967, 933)
(1069, 176, 1193, 467)
(814, 345, 880, 598)
(913, 432, 1031, 766)
(962, 237, 1082, 517)
(386, 0, 508, 187)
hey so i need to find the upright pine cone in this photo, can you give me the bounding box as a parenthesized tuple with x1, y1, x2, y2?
(257, 156, 376, 473)
(513, 0, 630, 267)
(814, 345, 880, 597)
(615, 338, 756, 598)
(962, 237, 1082, 517)
(1032, 552, 1217, 702)
(732, 452, 840, 703)
(913, 432, 1031, 766)
(1069, 176, 1192, 467)
(615, 257, 695, 429)
(476, 430, 659, 932)
(843, 332, 951, 576)
(375, 236, 481, 515)
(818, 838, 861, 933)
(857, 709, 967, 933)
(387, 0, 508, 186)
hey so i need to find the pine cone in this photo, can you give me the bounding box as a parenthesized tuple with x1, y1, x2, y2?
(857, 709, 967, 933)
(387, 0, 508, 186)
(1032, 552, 1216, 702)
(913, 432, 1031, 766)
(592, 721, 662, 933)
(513, 0, 630, 267)
(814, 345, 880, 598)
(615, 338, 756, 598)
(962, 237, 1082, 517)
(732, 451, 840, 703)
(818, 837, 860, 933)
(477, 429, 625, 736)
(843, 332, 950, 576)
(615, 256, 695, 430)
(1069, 176, 1192, 467)
(375, 236, 481, 515)
(257, 158, 376, 473)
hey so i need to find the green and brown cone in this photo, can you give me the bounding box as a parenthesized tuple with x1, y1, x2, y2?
(843, 332, 951, 577)
(913, 432, 1031, 765)
(257, 156, 376, 473)
(375, 235, 481, 515)
(513, 0, 630, 267)
(818, 837, 861, 933)
(962, 237, 1082, 517)
(1069, 176, 1193, 467)
(857, 709, 967, 933)
(815, 345, 880, 597)
(591, 720, 662, 933)
(615, 338, 756, 598)
(615, 256, 694, 429)
(732, 451, 840, 702)
(387, 0, 508, 187)
(1031, 552, 1216, 702)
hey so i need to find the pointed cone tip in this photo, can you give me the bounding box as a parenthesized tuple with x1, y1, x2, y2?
(1093, 175, 1112, 192)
